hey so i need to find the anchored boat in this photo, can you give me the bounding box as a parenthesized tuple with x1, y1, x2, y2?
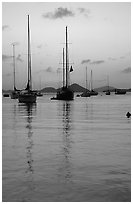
(115, 89, 126, 95)
(18, 15, 36, 103)
(105, 75, 110, 95)
(89, 70, 98, 96)
(80, 67, 90, 97)
(11, 44, 20, 99)
(51, 26, 74, 101)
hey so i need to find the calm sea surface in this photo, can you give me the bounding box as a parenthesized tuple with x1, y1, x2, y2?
(2, 93, 131, 202)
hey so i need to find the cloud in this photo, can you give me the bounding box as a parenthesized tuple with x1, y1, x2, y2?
(121, 67, 131, 74)
(108, 57, 116, 61)
(42, 7, 75, 19)
(45, 66, 53, 72)
(78, 7, 90, 17)
(90, 60, 105, 65)
(11, 42, 20, 46)
(78, 8, 86, 13)
(81, 59, 91, 64)
(16, 54, 23, 62)
(2, 25, 9, 31)
(2, 54, 12, 61)
(81, 59, 105, 65)
(120, 56, 125, 59)
(119, 53, 131, 59)
(35, 67, 53, 74)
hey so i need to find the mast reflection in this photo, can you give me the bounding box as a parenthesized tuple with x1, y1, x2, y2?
(61, 101, 73, 183)
(12, 104, 17, 149)
(18, 103, 36, 175)
(26, 104, 34, 174)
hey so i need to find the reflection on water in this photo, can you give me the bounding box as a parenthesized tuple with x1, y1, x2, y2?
(3, 94, 131, 202)
(18, 104, 36, 191)
(85, 103, 89, 120)
(25, 104, 34, 174)
(57, 101, 73, 184)
(62, 102, 72, 183)
(12, 104, 18, 149)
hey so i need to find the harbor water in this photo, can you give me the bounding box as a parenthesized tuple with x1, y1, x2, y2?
(2, 93, 131, 202)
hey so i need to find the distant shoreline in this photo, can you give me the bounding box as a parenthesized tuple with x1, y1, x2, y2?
(2, 83, 131, 93)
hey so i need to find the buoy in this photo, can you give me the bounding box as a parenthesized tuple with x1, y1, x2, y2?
(126, 112, 131, 118)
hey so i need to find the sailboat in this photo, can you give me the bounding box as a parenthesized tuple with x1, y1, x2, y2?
(36, 76, 43, 97)
(51, 26, 74, 101)
(11, 44, 20, 99)
(115, 89, 126, 95)
(80, 67, 90, 97)
(18, 15, 36, 103)
(105, 75, 110, 95)
(89, 70, 98, 96)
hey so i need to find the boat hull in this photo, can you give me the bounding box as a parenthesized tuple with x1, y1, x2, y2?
(52, 87, 74, 101)
(105, 91, 110, 95)
(3, 93, 10, 97)
(18, 93, 36, 103)
(115, 91, 126, 95)
(11, 91, 19, 99)
(81, 91, 90, 97)
(89, 90, 98, 96)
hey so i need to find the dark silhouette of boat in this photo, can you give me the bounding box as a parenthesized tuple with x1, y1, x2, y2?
(77, 67, 98, 97)
(80, 91, 90, 97)
(89, 70, 98, 96)
(11, 44, 20, 99)
(18, 15, 36, 103)
(78, 69, 98, 97)
(3, 93, 10, 97)
(51, 27, 74, 101)
(11, 88, 20, 99)
(80, 67, 90, 97)
(115, 89, 126, 95)
(105, 91, 110, 95)
(55, 86, 74, 100)
(89, 90, 98, 96)
(105, 76, 110, 95)
(36, 76, 43, 97)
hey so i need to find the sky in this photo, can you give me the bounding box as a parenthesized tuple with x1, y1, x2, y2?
(2, 2, 131, 90)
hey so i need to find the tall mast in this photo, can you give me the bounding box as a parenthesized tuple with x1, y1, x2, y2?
(63, 48, 65, 87)
(90, 70, 93, 91)
(86, 67, 88, 91)
(39, 75, 41, 90)
(28, 15, 32, 91)
(66, 26, 68, 88)
(107, 75, 109, 91)
(12, 44, 16, 90)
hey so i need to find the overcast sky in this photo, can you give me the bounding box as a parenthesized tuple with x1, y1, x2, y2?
(2, 2, 131, 90)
